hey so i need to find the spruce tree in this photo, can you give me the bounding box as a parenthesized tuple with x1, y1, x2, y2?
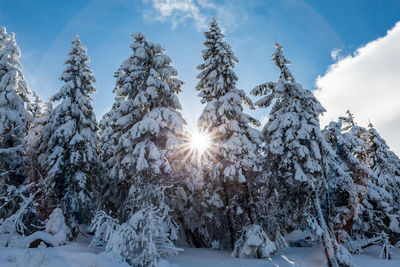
(43, 35, 101, 236)
(322, 111, 370, 244)
(251, 43, 351, 266)
(352, 123, 400, 245)
(33, 101, 55, 222)
(0, 27, 40, 240)
(25, 92, 43, 184)
(195, 18, 262, 249)
(0, 27, 30, 188)
(96, 32, 185, 265)
(102, 32, 185, 217)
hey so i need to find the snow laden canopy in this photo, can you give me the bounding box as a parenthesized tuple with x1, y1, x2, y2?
(101, 32, 186, 217)
(251, 43, 352, 266)
(251, 42, 331, 231)
(352, 122, 400, 244)
(42, 35, 101, 237)
(196, 18, 261, 181)
(195, 17, 262, 249)
(322, 111, 371, 243)
(95, 32, 186, 267)
(0, 27, 30, 187)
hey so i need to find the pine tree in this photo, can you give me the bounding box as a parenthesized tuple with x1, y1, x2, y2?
(96, 32, 185, 265)
(101, 32, 185, 216)
(42, 35, 101, 237)
(251, 42, 350, 266)
(195, 18, 262, 249)
(24, 92, 43, 184)
(28, 100, 54, 222)
(352, 123, 400, 245)
(322, 111, 370, 244)
(0, 27, 30, 188)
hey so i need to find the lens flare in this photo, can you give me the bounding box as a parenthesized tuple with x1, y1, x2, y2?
(190, 131, 211, 154)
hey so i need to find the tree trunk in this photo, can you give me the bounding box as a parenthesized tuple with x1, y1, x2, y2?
(314, 193, 339, 267)
(222, 181, 235, 249)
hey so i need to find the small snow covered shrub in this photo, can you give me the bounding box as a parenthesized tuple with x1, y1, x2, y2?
(89, 210, 119, 247)
(105, 206, 181, 267)
(232, 224, 276, 258)
(0, 184, 37, 247)
(45, 207, 71, 245)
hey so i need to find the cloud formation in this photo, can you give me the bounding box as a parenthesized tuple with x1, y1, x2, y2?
(145, 0, 209, 30)
(315, 22, 400, 154)
(143, 0, 247, 31)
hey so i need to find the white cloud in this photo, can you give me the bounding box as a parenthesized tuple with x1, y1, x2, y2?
(315, 22, 400, 154)
(330, 48, 342, 61)
(144, 0, 210, 30)
(143, 0, 248, 31)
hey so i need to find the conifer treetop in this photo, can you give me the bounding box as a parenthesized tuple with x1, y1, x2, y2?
(0, 26, 30, 186)
(195, 17, 240, 103)
(52, 34, 97, 103)
(0, 27, 30, 105)
(106, 32, 186, 188)
(195, 18, 261, 185)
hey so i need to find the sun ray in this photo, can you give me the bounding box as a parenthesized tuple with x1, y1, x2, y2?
(190, 131, 211, 155)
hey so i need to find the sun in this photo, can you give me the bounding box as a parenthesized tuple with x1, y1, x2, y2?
(190, 131, 211, 154)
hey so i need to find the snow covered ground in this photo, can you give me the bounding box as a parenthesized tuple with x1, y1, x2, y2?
(1, 240, 400, 267)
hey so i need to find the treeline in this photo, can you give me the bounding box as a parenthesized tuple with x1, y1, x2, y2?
(1, 18, 400, 267)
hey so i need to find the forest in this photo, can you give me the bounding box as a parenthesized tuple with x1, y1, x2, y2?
(1, 17, 400, 267)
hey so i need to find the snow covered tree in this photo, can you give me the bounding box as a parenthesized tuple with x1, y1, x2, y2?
(0, 27, 30, 188)
(96, 32, 185, 265)
(0, 183, 38, 246)
(104, 205, 181, 267)
(195, 17, 262, 249)
(322, 111, 370, 244)
(232, 224, 277, 258)
(101, 32, 185, 217)
(44, 207, 71, 245)
(42, 35, 101, 237)
(351, 123, 400, 245)
(251, 42, 350, 266)
(24, 92, 43, 185)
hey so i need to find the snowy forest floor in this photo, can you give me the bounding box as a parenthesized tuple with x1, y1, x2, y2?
(1, 238, 400, 267)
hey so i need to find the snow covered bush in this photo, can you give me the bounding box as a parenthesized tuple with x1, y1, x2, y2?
(44, 207, 71, 245)
(105, 206, 181, 267)
(0, 183, 38, 247)
(232, 224, 276, 258)
(89, 210, 119, 248)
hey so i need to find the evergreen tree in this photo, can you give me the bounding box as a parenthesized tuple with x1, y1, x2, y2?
(96, 32, 185, 265)
(102, 32, 185, 217)
(24, 92, 43, 184)
(322, 111, 370, 244)
(31, 101, 54, 222)
(43, 35, 101, 236)
(352, 123, 400, 245)
(251, 42, 351, 266)
(0, 27, 30, 188)
(195, 18, 262, 249)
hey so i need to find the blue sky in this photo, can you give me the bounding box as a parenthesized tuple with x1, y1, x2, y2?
(2, 0, 400, 131)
